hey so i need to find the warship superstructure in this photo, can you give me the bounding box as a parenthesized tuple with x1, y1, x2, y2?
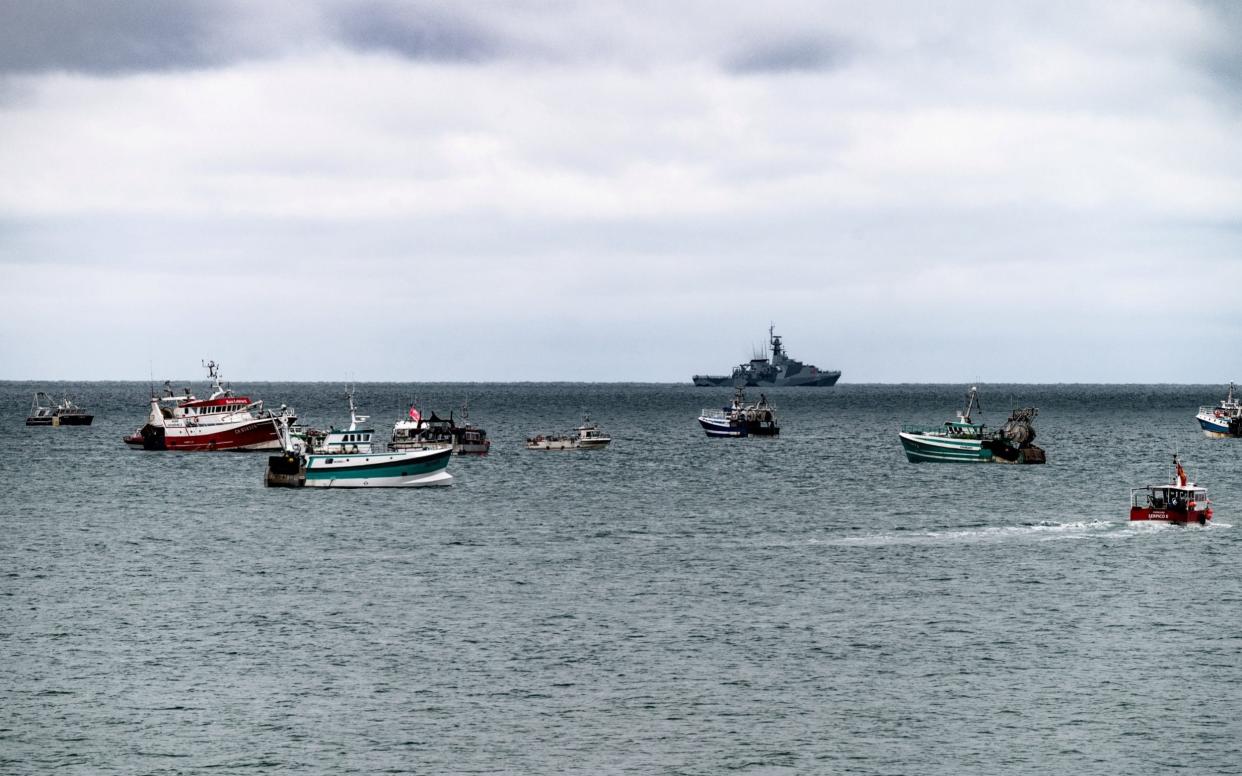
(693, 325, 841, 387)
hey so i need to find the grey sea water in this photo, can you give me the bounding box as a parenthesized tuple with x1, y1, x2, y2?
(2, 382, 1240, 775)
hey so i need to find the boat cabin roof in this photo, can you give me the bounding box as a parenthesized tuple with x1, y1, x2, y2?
(1132, 484, 1205, 495)
(181, 396, 251, 408)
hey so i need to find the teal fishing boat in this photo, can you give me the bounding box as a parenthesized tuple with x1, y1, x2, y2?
(266, 388, 452, 488)
(898, 386, 1045, 464)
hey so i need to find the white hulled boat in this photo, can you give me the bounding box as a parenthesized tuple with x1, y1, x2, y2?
(266, 388, 452, 488)
(526, 415, 612, 450)
(389, 402, 491, 455)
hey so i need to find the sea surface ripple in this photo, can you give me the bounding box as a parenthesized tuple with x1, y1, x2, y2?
(2, 382, 1240, 774)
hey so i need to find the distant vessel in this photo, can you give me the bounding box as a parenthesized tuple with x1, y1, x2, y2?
(898, 386, 1046, 464)
(1130, 454, 1212, 524)
(693, 325, 841, 387)
(691, 373, 734, 387)
(266, 389, 452, 488)
(26, 392, 93, 426)
(1195, 383, 1241, 438)
(698, 390, 779, 437)
(526, 416, 612, 450)
(123, 360, 295, 451)
(390, 403, 491, 455)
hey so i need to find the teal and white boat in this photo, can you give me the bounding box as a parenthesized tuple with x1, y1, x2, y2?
(898, 386, 1046, 464)
(266, 389, 452, 488)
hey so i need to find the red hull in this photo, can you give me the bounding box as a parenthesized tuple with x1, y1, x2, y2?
(164, 420, 283, 451)
(1130, 507, 1213, 523)
(128, 418, 289, 451)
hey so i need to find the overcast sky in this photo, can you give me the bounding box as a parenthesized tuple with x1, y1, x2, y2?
(1, 0, 1239, 382)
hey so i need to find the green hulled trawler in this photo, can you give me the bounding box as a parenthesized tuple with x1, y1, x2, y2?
(898, 386, 1045, 464)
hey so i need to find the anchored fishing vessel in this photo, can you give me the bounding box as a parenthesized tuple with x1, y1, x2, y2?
(1130, 455, 1212, 524)
(1196, 383, 1242, 438)
(526, 416, 612, 450)
(26, 393, 93, 426)
(698, 390, 779, 437)
(898, 386, 1045, 464)
(123, 361, 295, 451)
(693, 324, 841, 387)
(390, 403, 491, 455)
(266, 389, 452, 488)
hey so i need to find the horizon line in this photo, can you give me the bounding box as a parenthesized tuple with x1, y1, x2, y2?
(0, 379, 1235, 387)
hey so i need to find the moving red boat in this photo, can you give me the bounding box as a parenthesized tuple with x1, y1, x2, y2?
(123, 361, 295, 452)
(1130, 455, 1212, 525)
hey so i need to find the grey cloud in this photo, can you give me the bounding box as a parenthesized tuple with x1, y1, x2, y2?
(0, 0, 507, 76)
(1195, 0, 1242, 106)
(726, 35, 850, 74)
(0, 0, 240, 75)
(332, 2, 501, 62)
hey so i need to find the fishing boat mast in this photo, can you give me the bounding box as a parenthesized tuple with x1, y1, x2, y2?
(957, 386, 981, 424)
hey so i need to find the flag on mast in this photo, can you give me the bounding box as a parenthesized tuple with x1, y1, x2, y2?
(409, 406, 421, 423)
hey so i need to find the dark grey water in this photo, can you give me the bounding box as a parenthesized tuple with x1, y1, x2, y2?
(2, 382, 1240, 774)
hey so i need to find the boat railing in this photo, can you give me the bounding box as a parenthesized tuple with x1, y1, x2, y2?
(900, 423, 951, 435)
(900, 422, 987, 436)
(1200, 405, 1239, 416)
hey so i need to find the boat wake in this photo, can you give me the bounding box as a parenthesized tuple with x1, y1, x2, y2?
(817, 517, 1232, 547)
(820, 520, 1123, 546)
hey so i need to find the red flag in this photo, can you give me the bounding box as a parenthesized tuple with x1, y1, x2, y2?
(409, 406, 421, 423)
(1176, 460, 1188, 487)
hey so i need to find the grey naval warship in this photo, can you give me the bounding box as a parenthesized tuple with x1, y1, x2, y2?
(693, 325, 842, 387)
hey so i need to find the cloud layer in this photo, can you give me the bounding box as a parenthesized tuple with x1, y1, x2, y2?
(1, 0, 1239, 380)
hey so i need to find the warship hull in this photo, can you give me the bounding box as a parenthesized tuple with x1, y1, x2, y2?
(749, 370, 841, 388)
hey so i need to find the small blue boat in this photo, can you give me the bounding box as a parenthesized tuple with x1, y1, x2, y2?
(697, 390, 779, 438)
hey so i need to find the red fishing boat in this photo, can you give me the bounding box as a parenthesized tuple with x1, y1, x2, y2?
(1130, 455, 1213, 525)
(123, 361, 295, 451)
